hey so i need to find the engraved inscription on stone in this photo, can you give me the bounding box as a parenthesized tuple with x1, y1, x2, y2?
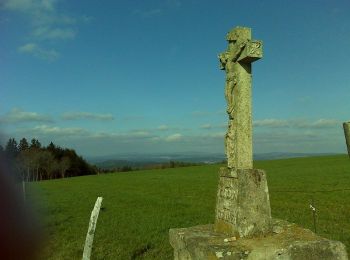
(216, 176, 238, 223)
(248, 41, 262, 55)
(217, 209, 236, 223)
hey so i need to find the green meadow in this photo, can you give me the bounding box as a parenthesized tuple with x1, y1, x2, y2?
(27, 155, 350, 259)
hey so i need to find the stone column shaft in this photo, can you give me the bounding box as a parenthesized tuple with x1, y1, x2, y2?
(232, 62, 252, 169)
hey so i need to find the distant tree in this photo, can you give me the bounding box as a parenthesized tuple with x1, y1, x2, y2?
(59, 156, 71, 178)
(38, 150, 55, 180)
(5, 138, 19, 158)
(47, 142, 56, 152)
(18, 138, 29, 152)
(30, 138, 41, 149)
(28, 148, 41, 181)
(17, 149, 34, 181)
(4, 137, 97, 180)
(121, 165, 132, 172)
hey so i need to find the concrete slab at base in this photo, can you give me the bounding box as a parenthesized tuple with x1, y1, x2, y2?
(169, 219, 348, 260)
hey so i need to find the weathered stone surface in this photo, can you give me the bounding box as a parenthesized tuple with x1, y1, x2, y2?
(169, 25, 348, 259)
(214, 168, 271, 238)
(219, 26, 262, 169)
(169, 219, 348, 260)
(343, 122, 350, 158)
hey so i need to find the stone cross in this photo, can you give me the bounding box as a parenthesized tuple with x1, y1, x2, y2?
(343, 122, 350, 158)
(169, 27, 349, 259)
(214, 27, 271, 238)
(219, 27, 262, 169)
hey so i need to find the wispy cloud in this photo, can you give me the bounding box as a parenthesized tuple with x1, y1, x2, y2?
(191, 110, 225, 117)
(253, 119, 289, 128)
(32, 26, 76, 40)
(157, 125, 169, 131)
(2, 0, 56, 12)
(132, 8, 163, 18)
(297, 96, 311, 104)
(166, 0, 181, 8)
(200, 124, 212, 129)
(18, 43, 59, 61)
(131, 0, 180, 19)
(61, 112, 115, 121)
(0, 108, 53, 124)
(253, 118, 341, 129)
(165, 133, 182, 142)
(191, 111, 211, 117)
(2, 0, 89, 60)
(30, 125, 88, 136)
(6, 120, 345, 156)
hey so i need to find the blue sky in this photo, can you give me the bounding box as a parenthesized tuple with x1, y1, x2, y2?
(1, 0, 350, 157)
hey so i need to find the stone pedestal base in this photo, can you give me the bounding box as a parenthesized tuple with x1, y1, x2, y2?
(169, 219, 348, 260)
(214, 168, 271, 238)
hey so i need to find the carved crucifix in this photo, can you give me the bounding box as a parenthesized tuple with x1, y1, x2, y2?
(219, 27, 263, 169)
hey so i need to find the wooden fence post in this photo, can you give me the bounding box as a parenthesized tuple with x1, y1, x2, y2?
(82, 197, 103, 260)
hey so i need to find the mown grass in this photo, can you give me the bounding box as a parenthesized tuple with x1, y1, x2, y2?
(27, 155, 350, 259)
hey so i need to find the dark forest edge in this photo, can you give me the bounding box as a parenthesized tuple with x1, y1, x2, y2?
(0, 137, 203, 182)
(1, 137, 97, 182)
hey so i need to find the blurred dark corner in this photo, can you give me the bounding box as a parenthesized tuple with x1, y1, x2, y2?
(0, 151, 42, 259)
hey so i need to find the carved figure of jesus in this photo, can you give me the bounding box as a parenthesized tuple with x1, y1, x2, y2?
(219, 37, 248, 169)
(218, 27, 262, 169)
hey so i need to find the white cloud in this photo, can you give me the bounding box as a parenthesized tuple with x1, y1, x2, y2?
(310, 119, 341, 128)
(61, 112, 114, 121)
(18, 43, 59, 61)
(166, 0, 181, 8)
(88, 130, 153, 140)
(31, 125, 87, 136)
(18, 42, 37, 52)
(3, 0, 88, 61)
(33, 26, 76, 40)
(205, 132, 225, 138)
(191, 111, 211, 117)
(131, 0, 180, 19)
(253, 119, 289, 128)
(157, 125, 169, 131)
(191, 110, 226, 118)
(253, 118, 341, 129)
(132, 8, 163, 18)
(2, 0, 55, 12)
(253, 128, 345, 154)
(165, 133, 183, 142)
(128, 131, 151, 138)
(0, 108, 53, 124)
(200, 124, 212, 129)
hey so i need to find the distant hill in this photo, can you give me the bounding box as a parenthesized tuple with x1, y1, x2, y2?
(89, 152, 341, 170)
(253, 152, 341, 161)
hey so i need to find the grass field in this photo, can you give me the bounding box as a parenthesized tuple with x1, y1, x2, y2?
(27, 155, 350, 259)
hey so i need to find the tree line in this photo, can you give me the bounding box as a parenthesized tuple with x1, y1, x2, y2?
(0, 137, 97, 182)
(97, 160, 202, 173)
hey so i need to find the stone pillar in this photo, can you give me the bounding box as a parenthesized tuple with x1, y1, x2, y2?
(215, 26, 271, 238)
(343, 122, 350, 158)
(233, 61, 252, 169)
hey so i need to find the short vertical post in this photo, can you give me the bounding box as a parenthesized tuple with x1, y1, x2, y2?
(310, 197, 317, 233)
(22, 179, 26, 202)
(343, 122, 350, 158)
(82, 197, 103, 260)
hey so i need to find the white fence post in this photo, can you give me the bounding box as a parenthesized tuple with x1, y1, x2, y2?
(82, 197, 103, 260)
